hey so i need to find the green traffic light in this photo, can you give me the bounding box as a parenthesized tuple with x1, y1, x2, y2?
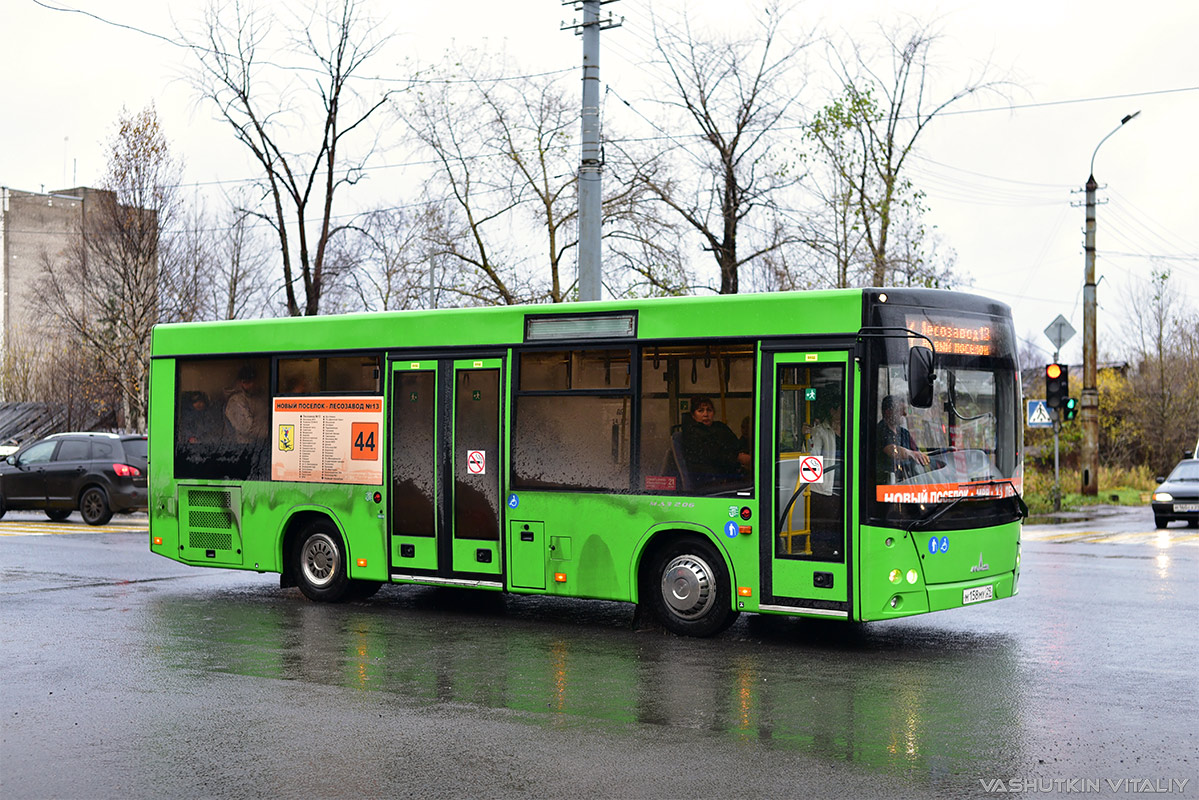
(1063, 397, 1079, 421)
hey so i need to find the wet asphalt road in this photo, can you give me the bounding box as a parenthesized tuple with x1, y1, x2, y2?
(1, 507, 1196, 799)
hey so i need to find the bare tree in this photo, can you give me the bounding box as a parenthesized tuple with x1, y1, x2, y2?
(807, 18, 1004, 287)
(635, 3, 814, 294)
(1116, 270, 1199, 471)
(184, 0, 393, 316)
(399, 53, 586, 305)
(35, 105, 179, 432)
(323, 203, 441, 312)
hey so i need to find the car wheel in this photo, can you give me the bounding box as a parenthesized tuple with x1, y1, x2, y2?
(0, 492, 6, 520)
(1154, 515, 1168, 529)
(45, 508, 71, 521)
(1189, 518, 1198, 529)
(294, 520, 352, 602)
(80, 487, 113, 526)
(643, 535, 738, 637)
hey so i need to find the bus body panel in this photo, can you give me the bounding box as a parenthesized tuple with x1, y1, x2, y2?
(502, 490, 751, 605)
(856, 521, 1020, 621)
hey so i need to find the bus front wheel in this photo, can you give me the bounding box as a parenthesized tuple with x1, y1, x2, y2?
(645, 536, 738, 637)
(295, 521, 352, 602)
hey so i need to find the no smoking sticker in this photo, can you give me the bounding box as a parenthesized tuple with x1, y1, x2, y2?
(799, 455, 824, 484)
(466, 450, 486, 475)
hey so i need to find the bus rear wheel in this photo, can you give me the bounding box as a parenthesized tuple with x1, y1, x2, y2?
(295, 521, 352, 602)
(644, 536, 738, 637)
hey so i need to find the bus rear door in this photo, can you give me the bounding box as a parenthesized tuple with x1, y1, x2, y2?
(761, 350, 851, 618)
(389, 356, 504, 587)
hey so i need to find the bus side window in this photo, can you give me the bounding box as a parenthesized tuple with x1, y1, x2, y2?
(511, 349, 632, 492)
(638, 344, 755, 496)
(175, 357, 268, 481)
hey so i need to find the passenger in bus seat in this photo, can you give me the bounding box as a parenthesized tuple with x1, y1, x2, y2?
(680, 395, 751, 488)
(225, 365, 270, 443)
(877, 394, 929, 483)
(180, 391, 223, 444)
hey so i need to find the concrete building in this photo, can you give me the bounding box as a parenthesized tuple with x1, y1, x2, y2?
(0, 185, 118, 409)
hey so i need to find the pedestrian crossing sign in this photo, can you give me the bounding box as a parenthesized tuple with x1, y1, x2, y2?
(1027, 399, 1054, 428)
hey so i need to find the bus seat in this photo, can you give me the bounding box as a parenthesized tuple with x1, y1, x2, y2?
(671, 430, 694, 491)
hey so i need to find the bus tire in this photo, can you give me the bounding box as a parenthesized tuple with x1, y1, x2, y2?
(80, 487, 113, 526)
(644, 535, 738, 637)
(295, 521, 352, 602)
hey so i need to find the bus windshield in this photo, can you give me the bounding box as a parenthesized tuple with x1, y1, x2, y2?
(869, 308, 1023, 526)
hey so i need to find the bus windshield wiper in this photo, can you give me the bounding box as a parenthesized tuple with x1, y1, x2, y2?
(906, 479, 1028, 534)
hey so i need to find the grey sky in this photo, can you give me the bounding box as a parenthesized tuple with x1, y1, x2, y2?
(3, 0, 1196, 363)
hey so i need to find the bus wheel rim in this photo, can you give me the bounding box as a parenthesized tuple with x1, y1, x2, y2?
(661, 554, 715, 620)
(302, 533, 339, 588)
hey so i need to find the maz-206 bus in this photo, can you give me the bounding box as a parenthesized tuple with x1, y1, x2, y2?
(148, 288, 1025, 636)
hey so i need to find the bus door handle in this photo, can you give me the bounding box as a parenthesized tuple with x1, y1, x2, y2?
(521, 532, 535, 542)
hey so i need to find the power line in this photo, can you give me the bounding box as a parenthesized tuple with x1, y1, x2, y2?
(27, 0, 573, 86)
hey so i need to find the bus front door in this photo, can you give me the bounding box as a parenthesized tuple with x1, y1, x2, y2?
(389, 357, 504, 587)
(763, 351, 851, 618)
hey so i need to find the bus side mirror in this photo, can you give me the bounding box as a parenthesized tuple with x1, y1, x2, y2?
(908, 346, 935, 408)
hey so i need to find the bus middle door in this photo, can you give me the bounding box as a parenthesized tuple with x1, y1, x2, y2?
(388, 357, 504, 586)
(763, 351, 850, 618)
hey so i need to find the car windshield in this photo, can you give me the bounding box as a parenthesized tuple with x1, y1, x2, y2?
(1167, 461, 1199, 481)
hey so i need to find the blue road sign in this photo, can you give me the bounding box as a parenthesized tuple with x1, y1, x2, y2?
(1027, 399, 1054, 428)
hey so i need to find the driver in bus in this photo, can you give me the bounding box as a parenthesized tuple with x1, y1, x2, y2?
(877, 394, 929, 483)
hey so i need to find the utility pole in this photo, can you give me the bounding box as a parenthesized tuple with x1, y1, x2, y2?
(1082, 172, 1098, 496)
(562, 0, 621, 302)
(1081, 111, 1139, 496)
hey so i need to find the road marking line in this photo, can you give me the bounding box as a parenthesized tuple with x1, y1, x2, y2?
(0, 522, 148, 536)
(1023, 529, 1199, 546)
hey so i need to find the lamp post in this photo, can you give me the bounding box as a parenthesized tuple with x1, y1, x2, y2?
(1081, 110, 1139, 495)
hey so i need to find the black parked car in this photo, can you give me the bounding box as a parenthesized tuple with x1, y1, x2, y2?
(1152, 459, 1199, 529)
(0, 433, 148, 525)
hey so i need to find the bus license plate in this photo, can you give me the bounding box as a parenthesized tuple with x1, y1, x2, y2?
(963, 585, 993, 605)
(1175, 504, 1199, 512)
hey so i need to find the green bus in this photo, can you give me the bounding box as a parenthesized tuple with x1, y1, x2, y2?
(148, 288, 1024, 636)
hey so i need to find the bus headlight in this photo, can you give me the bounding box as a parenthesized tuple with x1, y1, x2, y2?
(906, 569, 918, 584)
(889, 569, 902, 584)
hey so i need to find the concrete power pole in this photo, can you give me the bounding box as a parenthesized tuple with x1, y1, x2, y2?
(563, 0, 621, 302)
(1081, 173, 1099, 496)
(1081, 111, 1139, 496)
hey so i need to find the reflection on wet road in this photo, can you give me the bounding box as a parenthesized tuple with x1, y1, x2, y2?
(1, 520, 1195, 797)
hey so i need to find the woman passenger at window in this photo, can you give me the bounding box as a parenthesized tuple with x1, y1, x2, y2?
(681, 395, 751, 487)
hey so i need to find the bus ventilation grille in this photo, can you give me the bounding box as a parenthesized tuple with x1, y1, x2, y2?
(186, 489, 235, 552)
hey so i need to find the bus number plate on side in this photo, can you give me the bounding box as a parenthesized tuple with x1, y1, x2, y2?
(963, 585, 994, 604)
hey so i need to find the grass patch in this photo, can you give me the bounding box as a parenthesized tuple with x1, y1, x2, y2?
(1023, 464, 1155, 515)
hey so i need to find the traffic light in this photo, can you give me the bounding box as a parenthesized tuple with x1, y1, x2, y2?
(1045, 363, 1069, 408)
(1063, 397, 1079, 421)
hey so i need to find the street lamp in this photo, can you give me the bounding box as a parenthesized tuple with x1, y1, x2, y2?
(1081, 110, 1139, 496)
